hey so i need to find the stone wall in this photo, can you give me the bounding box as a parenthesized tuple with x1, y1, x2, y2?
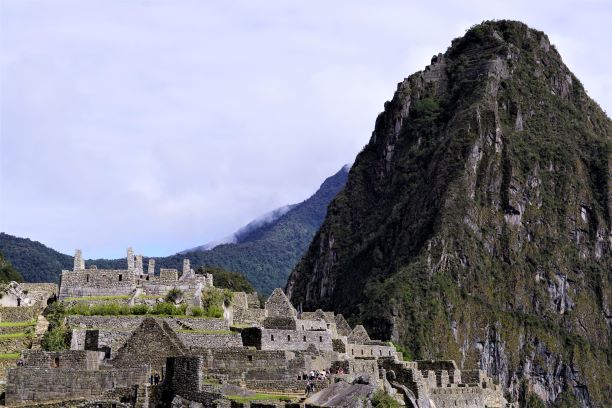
(430, 386, 485, 408)
(19, 283, 58, 305)
(5, 365, 147, 406)
(178, 332, 242, 350)
(259, 329, 332, 352)
(345, 343, 396, 359)
(165, 356, 223, 406)
(72, 329, 132, 359)
(198, 349, 297, 382)
(0, 357, 18, 381)
(59, 269, 137, 299)
(233, 307, 266, 326)
(296, 319, 327, 331)
(0, 306, 38, 322)
(262, 316, 297, 330)
(67, 315, 228, 332)
(21, 350, 99, 370)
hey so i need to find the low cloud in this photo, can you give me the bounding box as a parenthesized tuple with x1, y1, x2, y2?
(1, 1, 610, 257)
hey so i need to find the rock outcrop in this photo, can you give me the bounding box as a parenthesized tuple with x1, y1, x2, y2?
(287, 20, 611, 407)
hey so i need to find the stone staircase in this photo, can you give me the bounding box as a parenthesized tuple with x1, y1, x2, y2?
(134, 384, 150, 408)
(30, 314, 49, 350)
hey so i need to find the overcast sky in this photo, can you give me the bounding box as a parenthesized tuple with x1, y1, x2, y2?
(1, 1, 610, 258)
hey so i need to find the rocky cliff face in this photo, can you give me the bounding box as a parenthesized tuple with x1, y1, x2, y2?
(287, 21, 611, 407)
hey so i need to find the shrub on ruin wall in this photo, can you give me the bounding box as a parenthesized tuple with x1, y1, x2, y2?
(165, 288, 184, 304)
(191, 307, 204, 317)
(42, 324, 69, 351)
(202, 288, 232, 318)
(371, 390, 402, 408)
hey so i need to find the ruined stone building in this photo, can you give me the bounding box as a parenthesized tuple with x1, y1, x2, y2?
(1, 248, 510, 407)
(59, 249, 213, 300)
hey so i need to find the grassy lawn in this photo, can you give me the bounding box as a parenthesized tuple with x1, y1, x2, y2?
(0, 332, 31, 339)
(0, 353, 20, 359)
(64, 295, 131, 301)
(0, 321, 36, 328)
(226, 394, 294, 403)
(177, 329, 234, 335)
(230, 323, 254, 329)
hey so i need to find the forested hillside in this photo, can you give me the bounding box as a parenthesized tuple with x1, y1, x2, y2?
(0, 166, 348, 294)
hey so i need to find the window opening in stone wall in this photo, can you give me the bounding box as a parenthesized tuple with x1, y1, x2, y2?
(118, 274, 122, 281)
(17, 298, 21, 306)
(271, 335, 274, 341)
(351, 349, 354, 355)
(52, 357, 59, 368)
(287, 335, 291, 341)
(379, 350, 382, 356)
(361, 349, 364, 355)
(319, 336, 322, 342)
(370, 349, 373, 355)
(302, 325, 304, 330)
(248, 355, 252, 362)
(303, 336, 306, 341)
(86, 275, 89, 282)
(146, 276, 149, 281)
(389, 350, 392, 356)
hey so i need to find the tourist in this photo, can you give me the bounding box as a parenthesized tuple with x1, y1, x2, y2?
(153, 371, 160, 385)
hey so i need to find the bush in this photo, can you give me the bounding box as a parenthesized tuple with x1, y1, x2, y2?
(207, 304, 223, 318)
(42, 324, 69, 351)
(151, 302, 179, 316)
(371, 390, 401, 408)
(131, 304, 149, 315)
(191, 307, 204, 317)
(165, 288, 183, 304)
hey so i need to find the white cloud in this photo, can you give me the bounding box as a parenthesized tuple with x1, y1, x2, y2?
(0, 0, 610, 257)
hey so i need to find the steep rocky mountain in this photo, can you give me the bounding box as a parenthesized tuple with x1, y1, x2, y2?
(0, 165, 349, 294)
(287, 21, 610, 407)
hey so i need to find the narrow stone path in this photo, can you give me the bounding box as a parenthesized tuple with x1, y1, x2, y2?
(30, 314, 49, 350)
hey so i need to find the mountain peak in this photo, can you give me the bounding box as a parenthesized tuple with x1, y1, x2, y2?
(287, 21, 610, 407)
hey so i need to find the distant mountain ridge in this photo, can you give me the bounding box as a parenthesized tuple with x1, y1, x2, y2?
(182, 203, 297, 252)
(0, 165, 349, 294)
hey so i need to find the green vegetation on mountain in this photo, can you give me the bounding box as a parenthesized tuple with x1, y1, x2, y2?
(0, 251, 23, 282)
(0, 166, 348, 294)
(0, 234, 71, 282)
(287, 21, 610, 407)
(196, 266, 255, 293)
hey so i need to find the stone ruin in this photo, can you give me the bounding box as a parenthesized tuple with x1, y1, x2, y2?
(59, 248, 214, 300)
(1, 248, 511, 407)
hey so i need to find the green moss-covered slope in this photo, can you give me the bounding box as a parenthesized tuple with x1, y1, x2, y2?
(287, 21, 610, 407)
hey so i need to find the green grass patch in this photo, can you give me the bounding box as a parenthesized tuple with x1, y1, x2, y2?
(177, 329, 234, 335)
(0, 353, 20, 359)
(64, 295, 130, 301)
(0, 321, 36, 327)
(226, 394, 293, 403)
(230, 323, 253, 329)
(0, 332, 31, 339)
